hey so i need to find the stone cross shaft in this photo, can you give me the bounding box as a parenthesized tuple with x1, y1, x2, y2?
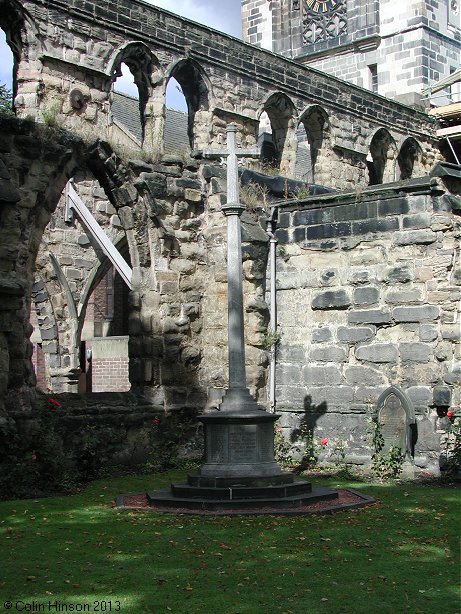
(203, 125, 260, 413)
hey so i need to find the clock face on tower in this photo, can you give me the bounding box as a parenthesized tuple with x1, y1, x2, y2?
(302, 0, 347, 44)
(305, 0, 340, 14)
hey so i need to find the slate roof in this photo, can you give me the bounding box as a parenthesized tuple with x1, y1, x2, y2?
(112, 91, 189, 153)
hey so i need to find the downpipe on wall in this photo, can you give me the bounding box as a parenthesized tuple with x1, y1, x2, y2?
(266, 208, 279, 412)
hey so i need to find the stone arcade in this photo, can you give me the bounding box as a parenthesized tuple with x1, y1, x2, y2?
(0, 0, 459, 477)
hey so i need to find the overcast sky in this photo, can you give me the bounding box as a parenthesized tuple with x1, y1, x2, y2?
(0, 0, 243, 102)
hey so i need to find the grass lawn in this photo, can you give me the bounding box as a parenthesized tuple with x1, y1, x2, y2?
(0, 471, 459, 614)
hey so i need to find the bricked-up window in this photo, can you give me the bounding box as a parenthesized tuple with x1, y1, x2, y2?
(369, 64, 378, 93)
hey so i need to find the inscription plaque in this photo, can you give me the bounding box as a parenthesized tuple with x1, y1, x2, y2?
(259, 422, 274, 461)
(229, 425, 257, 463)
(378, 393, 407, 453)
(208, 425, 228, 463)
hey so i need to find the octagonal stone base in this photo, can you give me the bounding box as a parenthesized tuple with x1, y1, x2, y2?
(199, 410, 281, 478)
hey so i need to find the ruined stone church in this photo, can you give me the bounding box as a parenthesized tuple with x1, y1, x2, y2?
(0, 0, 460, 477)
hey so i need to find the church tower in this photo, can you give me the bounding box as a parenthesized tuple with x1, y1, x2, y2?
(241, 0, 460, 108)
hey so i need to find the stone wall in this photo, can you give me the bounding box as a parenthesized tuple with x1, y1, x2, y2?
(271, 172, 461, 474)
(0, 115, 86, 414)
(1, 0, 439, 189)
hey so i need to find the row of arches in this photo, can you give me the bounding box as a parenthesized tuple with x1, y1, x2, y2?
(108, 43, 424, 187)
(1, 7, 427, 189)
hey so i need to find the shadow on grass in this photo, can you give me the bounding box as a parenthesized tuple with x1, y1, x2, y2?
(0, 471, 459, 614)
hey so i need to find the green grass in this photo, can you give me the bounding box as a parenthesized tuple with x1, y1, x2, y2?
(0, 471, 459, 614)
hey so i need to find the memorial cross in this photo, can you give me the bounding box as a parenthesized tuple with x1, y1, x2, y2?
(203, 125, 260, 413)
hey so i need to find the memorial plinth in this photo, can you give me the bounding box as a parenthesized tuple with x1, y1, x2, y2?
(147, 125, 338, 511)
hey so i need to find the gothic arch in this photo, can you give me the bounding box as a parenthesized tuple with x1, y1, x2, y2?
(77, 235, 130, 341)
(258, 92, 297, 175)
(108, 42, 162, 143)
(297, 104, 331, 183)
(397, 137, 424, 181)
(166, 58, 212, 150)
(366, 128, 398, 185)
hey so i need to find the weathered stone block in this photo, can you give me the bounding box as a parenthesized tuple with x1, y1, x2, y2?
(311, 327, 332, 343)
(278, 364, 303, 386)
(399, 343, 433, 362)
(307, 385, 354, 407)
(277, 345, 307, 362)
(348, 309, 392, 324)
(353, 286, 379, 306)
(392, 229, 437, 245)
(352, 217, 399, 235)
(385, 266, 413, 283)
(310, 345, 348, 362)
(355, 343, 398, 363)
(40, 326, 57, 340)
(385, 287, 425, 304)
(419, 324, 438, 342)
(433, 386, 452, 407)
(402, 213, 431, 229)
(345, 366, 386, 386)
(406, 386, 432, 407)
(393, 305, 439, 322)
(312, 289, 351, 310)
(303, 365, 342, 385)
(441, 326, 460, 341)
(337, 326, 375, 343)
(377, 197, 409, 216)
(305, 222, 352, 240)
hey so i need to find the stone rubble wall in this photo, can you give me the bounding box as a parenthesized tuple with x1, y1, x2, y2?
(272, 177, 461, 474)
(2, 0, 440, 190)
(0, 115, 86, 414)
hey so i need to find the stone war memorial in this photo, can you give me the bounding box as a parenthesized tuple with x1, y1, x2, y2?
(0, 0, 460, 496)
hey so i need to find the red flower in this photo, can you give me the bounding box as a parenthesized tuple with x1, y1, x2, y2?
(152, 417, 160, 426)
(31, 452, 37, 461)
(48, 398, 62, 408)
(321, 437, 328, 446)
(447, 409, 456, 420)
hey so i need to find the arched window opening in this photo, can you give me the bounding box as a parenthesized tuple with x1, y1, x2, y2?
(397, 138, 423, 180)
(80, 261, 131, 393)
(110, 44, 155, 147)
(258, 110, 277, 169)
(110, 63, 144, 149)
(164, 77, 189, 155)
(367, 129, 397, 185)
(259, 93, 296, 174)
(167, 60, 210, 150)
(297, 106, 328, 183)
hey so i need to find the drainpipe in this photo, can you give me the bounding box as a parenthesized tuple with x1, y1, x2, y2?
(266, 207, 278, 412)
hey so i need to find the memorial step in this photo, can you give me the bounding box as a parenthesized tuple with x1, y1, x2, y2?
(146, 485, 338, 511)
(187, 472, 296, 488)
(171, 480, 313, 500)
